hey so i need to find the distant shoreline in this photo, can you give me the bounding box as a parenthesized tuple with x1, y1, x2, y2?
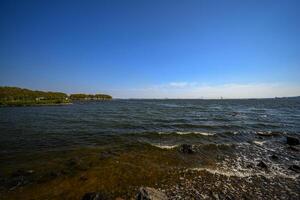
(0, 102, 73, 107)
(0, 86, 112, 107)
(119, 96, 300, 100)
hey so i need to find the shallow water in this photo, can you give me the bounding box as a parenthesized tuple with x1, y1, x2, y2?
(0, 99, 299, 199)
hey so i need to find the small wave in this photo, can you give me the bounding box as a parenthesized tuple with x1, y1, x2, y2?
(171, 123, 243, 130)
(188, 167, 253, 178)
(158, 131, 215, 136)
(150, 144, 179, 149)
(177, 131, 215, 136)
(157, 103, 184, 108)
(188, 167, 300, 179)
(253, 140, 266, 146)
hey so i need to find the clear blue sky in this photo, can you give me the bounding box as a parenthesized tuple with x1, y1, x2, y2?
(0, 0, 299, 98)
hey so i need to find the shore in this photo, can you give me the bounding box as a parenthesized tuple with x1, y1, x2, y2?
(0, 133, 299, 200)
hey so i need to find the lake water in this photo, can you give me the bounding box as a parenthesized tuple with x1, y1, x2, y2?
(0, 99, 299, 199)
(0, 99, 299, 153)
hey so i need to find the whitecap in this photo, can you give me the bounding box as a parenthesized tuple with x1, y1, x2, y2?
(177, 131, 215, 136)
(188, 167, 299, 179)
(157, 131, 215, 136)
(253, 140, 266, 146)
(151, 144, 179, 149)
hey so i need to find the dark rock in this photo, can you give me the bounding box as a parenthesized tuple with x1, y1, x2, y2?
(288, 165, 300, 173)
(270, 155, 278, 160)
(7, 169, 36, 190)
(286, 137, 299, 146)
(288, 146, 300, 151)
(11, 169, 34, 177)
(66, 158, 79, 166)
(79, 175, 88, 181)
(66, 158, 88, 171)
(136, 187, 168, 200)
(99, 150, 119, 160)
(212, 192, 219, 200)
(256, 131, 280, 137)
(178, 144, 194, 154)
(257, 161, 268, 169)
(82, 192, 108, 200)
(246, 163, 254, 168)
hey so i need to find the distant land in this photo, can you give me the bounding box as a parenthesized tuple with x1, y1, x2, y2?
(0, 86, 112, 106)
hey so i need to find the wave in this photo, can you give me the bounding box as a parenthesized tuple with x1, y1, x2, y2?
(170, 123, 243, 130)
(150, 144, 179, 149)
(189, 167, 300, 180)
(158, 131, 215, 136)
(252, 140, 266, 146)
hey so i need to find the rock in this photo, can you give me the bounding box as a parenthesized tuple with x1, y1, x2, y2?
(212, 192, 220, 200)
(11, 169, 34, 177)
(66, 158, 88, 171)
(246, 163, 254, 168)
(256, 131, 280, 137)
(288, 165, 300, 173)
(79, 175, 88, 181)
(288, 146, 300, 151)
(178, 144, 194, 154)
(66, 158, 78, 166)
(257, 161, 268, 169)
(99, 150, 119, 160)
(136, 187, 168, 200)
(82, 192, 107, 200)
(270, 155, 278, 160)
(286, 136, 299, 146)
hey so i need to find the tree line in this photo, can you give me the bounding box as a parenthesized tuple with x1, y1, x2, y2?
(0, 86, 112, 106)
(69, 93, 112, 100)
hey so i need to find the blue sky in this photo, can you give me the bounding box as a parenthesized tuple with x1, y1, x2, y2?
(0, 0, 299, 98)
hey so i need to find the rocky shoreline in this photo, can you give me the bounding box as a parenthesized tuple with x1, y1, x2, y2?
(1, 134, 299, 200)
(79, 135, 300, 200)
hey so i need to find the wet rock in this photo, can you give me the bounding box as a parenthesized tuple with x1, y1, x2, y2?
(257, 161, 268, 169)
(178, 144, 194, 154)
(286, 136, 299, 146)
(212, 192, 219, 200)
(66, 158, 79, 166)
(79, 175, 88, 181)
(66, 158, 88, 171)
(246, 163, 254, 168)
(82, 192, 108, 200)
(288, 146, 300, 151)
(256, 131, 280, 137)
(288, 165, 300, 173)
(270, 155, 278, 160)
(136, 187, 168, 200)
(99, 150, 119, 160)
(11, 169, 34, 177)
(7, 169, 35, 190)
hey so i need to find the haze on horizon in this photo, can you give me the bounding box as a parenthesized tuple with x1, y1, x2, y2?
(0, 0, 299, 99)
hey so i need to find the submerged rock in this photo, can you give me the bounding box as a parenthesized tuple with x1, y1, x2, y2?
(136, 187, 168, 200)
(286, 136, 299, 146)
(257, 161, 268, 169)
(288, 165, 300, 173)
(178, 144, 194, 154)
(81, 192, 107, 200)
(99, 150, 119, 160)
(11, 169, 34, 177)
(256, 131, 280, 137)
